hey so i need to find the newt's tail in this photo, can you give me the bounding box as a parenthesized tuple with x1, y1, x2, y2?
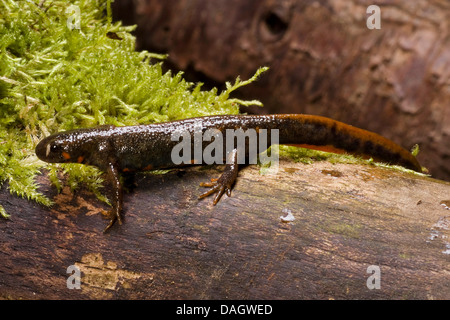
(272, 114, 422, 173)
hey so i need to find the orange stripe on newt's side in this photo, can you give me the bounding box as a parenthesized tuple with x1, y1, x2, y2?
(142, 164, 153, 171)
(62, 152, 71, 160)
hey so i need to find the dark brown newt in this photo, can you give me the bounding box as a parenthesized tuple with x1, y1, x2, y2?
(35, 114, 422, 231)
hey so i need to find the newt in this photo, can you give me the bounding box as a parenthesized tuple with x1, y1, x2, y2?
(35, 114, 423, 231)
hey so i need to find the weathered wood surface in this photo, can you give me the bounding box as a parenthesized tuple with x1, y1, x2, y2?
(113, 0, 450, 181)
(1, 160, 449, 299)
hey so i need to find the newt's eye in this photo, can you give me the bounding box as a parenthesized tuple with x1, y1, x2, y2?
(46, 143, 61, 157)
(46, 143, 51, 157)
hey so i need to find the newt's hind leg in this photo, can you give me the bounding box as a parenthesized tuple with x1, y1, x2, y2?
(199, 149, 239, 205)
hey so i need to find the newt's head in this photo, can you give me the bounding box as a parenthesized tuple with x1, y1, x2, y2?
(36, 131, 85, 164)
(36, 127, 109, 165)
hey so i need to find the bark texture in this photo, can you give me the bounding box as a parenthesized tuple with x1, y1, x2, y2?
(1, 161, 449, 299)
(112, 0, 450, 181)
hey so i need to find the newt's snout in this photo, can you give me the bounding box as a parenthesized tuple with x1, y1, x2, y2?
(35, 133, 77, 163)
(35, 136, 53, 162)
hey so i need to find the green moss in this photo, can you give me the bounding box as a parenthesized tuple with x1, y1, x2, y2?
(398, 252, 411, 260)
(278, 145, 342, 164)
(0, 0, 267, 217)
(328, 222, 362, 239)
(277, 145, 425, 176)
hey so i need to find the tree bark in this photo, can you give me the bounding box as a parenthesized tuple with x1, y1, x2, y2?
(112, 0, 450, 181)
(1, 161, 449, 299)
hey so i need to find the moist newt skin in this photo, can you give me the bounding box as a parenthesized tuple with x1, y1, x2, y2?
(35, 114, 423, 231)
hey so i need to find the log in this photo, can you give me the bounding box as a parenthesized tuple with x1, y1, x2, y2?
(1, 160, 449, 299)
(112, 0, 450, 181)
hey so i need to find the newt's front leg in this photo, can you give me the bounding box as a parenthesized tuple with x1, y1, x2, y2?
(199, 149, 239, 205)
(103, 161, 123, 232)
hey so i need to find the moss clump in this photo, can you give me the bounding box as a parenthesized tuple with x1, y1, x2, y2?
(0, 0, 267, 217)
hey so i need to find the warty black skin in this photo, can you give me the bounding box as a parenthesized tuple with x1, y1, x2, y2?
(35, 114, 422, 231)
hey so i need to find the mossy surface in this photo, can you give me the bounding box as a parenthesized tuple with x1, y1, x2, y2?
(0, 0, 267, 217)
